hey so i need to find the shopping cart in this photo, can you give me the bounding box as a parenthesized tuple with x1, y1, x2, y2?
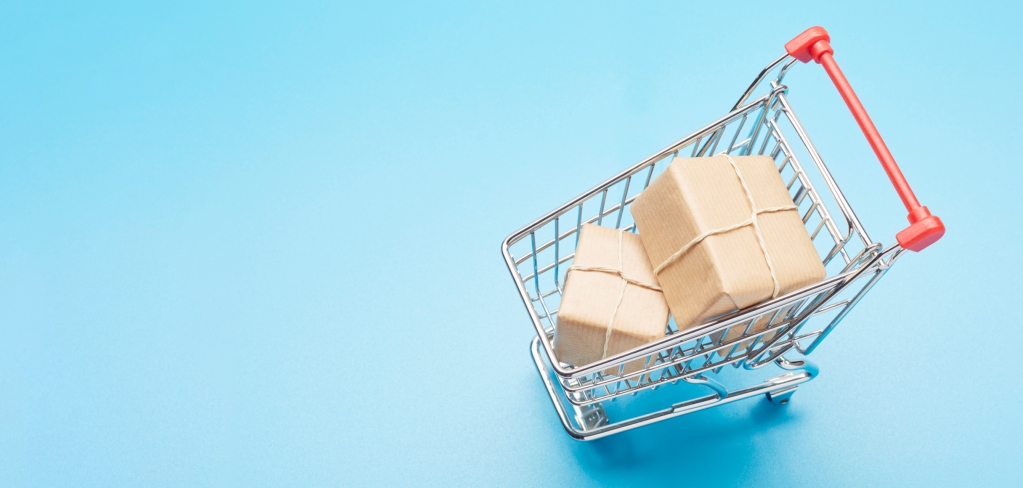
(500, 27, 944, 440)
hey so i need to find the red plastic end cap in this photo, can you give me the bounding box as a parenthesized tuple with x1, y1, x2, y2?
(896, 207, 945, 252)
(786, 26, 832, 63)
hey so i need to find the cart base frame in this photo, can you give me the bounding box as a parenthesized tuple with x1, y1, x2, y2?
(529, 337, 818, 441)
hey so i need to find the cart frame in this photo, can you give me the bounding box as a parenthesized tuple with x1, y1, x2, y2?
(501, 27, 941, 440)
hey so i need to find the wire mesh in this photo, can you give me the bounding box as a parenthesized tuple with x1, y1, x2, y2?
(502, 55, 904, 437)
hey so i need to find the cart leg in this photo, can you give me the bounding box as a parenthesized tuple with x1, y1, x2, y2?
(573, 403, 609, 431)
(683, 374, 727, 400)
(766, 386, 798, 405)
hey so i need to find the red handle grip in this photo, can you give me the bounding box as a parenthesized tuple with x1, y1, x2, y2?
(785, 27, 944, 252)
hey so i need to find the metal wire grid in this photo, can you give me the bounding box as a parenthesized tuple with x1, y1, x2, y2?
(533, 242, 902, 440)
(508, 90, 862, 369)
(556, 252, 887, 408)
(501, 55, 906, 437)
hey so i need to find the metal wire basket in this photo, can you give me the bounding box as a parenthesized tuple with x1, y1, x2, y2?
(500, 27, 943, 440)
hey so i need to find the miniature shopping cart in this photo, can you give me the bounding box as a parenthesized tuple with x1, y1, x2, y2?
(501, 27, 944, 440)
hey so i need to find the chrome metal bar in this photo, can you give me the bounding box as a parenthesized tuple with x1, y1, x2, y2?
(504, 94, 772, 246)
(596, 189, 608, 226)
(559, 315, 809, 400)
(810, 299, 851, 316)
(802, 245, 899, 354)
(730, 115, 749, 148)
(614, 176, 632, 229)
(553, 217, 561, 288)
(774, 90, 873, 247)
(732, 53, 791, 110)
(533, 337, 818, 440)
(555, 251, 883, 379)
(642, 163, 656, 191)
(766, 117, 847, 254)
(514, 194, 646, 266)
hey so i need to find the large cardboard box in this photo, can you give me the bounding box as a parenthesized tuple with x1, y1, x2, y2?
(630, 155, 826, 333)
(554, 224, 670, 375)
(717, 302, 799, 357)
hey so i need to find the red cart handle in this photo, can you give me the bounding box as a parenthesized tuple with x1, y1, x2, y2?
(785, 26, 944, 252)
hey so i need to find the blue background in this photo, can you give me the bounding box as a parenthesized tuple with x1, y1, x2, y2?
(2, 1, 1021, 486)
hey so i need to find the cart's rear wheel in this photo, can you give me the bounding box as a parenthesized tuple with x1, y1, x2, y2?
(766, 386, 798, 405)
(573, 402, 608, 431)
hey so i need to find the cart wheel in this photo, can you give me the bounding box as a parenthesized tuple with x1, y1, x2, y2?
(766, 386, 798, 405)
(573, 402, 609, 431)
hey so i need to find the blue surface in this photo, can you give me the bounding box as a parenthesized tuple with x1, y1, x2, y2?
(2, 1, 1021, 486)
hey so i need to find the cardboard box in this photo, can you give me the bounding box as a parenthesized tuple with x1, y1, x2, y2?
(631, 155, 826, 332)
(554, 224, 670, 375)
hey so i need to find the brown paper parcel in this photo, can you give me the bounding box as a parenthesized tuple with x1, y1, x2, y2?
(554, 224, 670, 375)
(630, 155, 826, 334)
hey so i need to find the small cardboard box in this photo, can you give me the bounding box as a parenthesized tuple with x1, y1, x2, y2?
(554, 224, 670, 375)
(631, 155, 826, 332)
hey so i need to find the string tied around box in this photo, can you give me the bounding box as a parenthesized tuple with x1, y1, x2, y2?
(567, 229, 661, 359)
(651, 154, 797, 300)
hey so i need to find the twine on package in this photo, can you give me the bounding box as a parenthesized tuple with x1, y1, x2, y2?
(651, 154, 797, 299)
(567, 229, 661, 359)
